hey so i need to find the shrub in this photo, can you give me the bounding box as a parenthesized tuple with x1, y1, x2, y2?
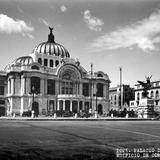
(22, 110, 31, 117)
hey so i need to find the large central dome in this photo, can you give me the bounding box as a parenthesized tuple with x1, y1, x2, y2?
(33, 27, 70, 58)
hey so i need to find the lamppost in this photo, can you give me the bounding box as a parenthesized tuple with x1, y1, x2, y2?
(93, 91, 98, 118)
(93, 91, 98, 112)
(29, 85, 37, 116)
(31, 86, 35, 109)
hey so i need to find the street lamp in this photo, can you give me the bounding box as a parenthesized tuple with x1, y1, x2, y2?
(31, 86, 35, 109)
(29, 85, 38, 115)
(93, 92, 98, 112)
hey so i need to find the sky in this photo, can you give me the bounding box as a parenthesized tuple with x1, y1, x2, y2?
(0, 0, 160, 87)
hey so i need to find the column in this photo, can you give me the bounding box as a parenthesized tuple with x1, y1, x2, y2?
(10, 98, 13, 115)
(11, 78, 14, 94)
(82, 101, 84, 110)
(63, 100, 65, 111)
(58, 80, 61, 94)
(79, 82, 82, 96)
(57, 100, 60, 111)
(21, 75, 25, 95)
(8, 79, 10, 95)
(24, 77, 26, 94)
(26, 77, 31, 94)
(20, 98, 24, 116)
(54, 100, 57, 111)
(103, 84, 106, 98)
(15, 77, 21, 95)
(106, 83, 110, 100)
(55, 80, 59, 95)
(77, 82, 80, 95)
(70, 101, 72, 112)
(40, 79, 44, 95)
(77, 101, 80, 112)
(44, 79, 47, 95)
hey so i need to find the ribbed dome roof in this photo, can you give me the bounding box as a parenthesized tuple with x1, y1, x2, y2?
(12, 56, 33, 65)
(33, 27, 70, 58)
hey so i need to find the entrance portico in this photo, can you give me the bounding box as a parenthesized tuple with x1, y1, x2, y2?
(57, 99, 87, 113)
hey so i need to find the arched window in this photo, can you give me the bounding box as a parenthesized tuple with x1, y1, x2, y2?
(44, 59, 48, 67)
(50, 60, 53, 67)
(97, 83, 103, 97)
(151, 91, 154, 98)
(97, 73, 103, 77)
(55, 60, 59, 67)
(38, 58, 42, 65)
(31, 65, 39, 70)
(61, 73, 73, 94)
(141, 92, 144, 98)
(137, 92, 140, 101)
(60, 70, 79, 95)
(156, 90, 159, 99)
(114, 95, 117, 101)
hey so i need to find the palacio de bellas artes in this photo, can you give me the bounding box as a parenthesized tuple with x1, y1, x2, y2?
(0, 27, 111, 117)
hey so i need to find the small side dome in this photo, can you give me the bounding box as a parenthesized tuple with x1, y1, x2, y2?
(12, 56, 33, 66)
(96, 71, 110, 81)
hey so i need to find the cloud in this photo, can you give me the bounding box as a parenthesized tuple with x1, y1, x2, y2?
(0, 14, 34, 38)
(90, 9, 160, 53)
(83, 10, 104, 32)
(39, 18, 49, 26)
(60, 5, 67, 12)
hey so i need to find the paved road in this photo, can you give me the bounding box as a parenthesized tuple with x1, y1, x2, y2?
(0, 120, 160, 160)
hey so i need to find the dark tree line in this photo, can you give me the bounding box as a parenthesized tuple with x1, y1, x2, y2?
(108, 108, 137, 117)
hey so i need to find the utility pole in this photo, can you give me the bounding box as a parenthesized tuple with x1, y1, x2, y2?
(90, 63, 93, 110)
(119, 67, 123, 110)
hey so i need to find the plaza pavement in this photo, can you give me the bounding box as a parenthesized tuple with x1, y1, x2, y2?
(0, 118, 160, 160)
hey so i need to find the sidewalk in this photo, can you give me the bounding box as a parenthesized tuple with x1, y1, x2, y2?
(0, 116, 157, 121)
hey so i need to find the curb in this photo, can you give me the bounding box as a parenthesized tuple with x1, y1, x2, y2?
(0, 117, 158, 121)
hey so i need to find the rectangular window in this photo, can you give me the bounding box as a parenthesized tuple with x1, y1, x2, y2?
(0, 86, 4, 95)
(156, 82, 159, 87)
(62, 87, 65, 94)
(156, 100, 159, 106)
(9, 79, 11, 94)
(0, 100, 5, 104)
(47, 79, 55, 95)
(24, 78, 26, 94)
(31, 77, 40, 94)
(50, 60, 53, 67)
(49, 100, 54, 111)
(83, 83, 89, 97)
(44, 59, 48, 67)
(97, 83, 103, 97)
(13, 79, 15, 94)
(137, 85, 140, 89)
